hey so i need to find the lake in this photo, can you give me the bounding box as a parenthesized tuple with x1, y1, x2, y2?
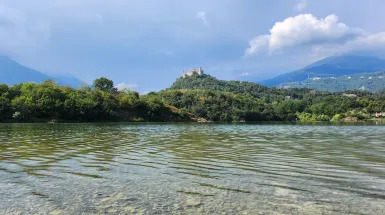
(0, 123, 385, 215)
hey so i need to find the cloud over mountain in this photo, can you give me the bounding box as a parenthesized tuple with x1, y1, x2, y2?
(244, 12, 385, 61)
(246, 14, 364, 55)
(1, 0, 385, 90)
(315, 32, 385, 57)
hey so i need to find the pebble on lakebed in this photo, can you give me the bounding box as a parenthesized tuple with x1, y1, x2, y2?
(185, 198, 202, 207)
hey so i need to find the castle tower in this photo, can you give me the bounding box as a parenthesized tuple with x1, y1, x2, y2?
(198, 67, 204, 75)
(182, 67, 205, 78)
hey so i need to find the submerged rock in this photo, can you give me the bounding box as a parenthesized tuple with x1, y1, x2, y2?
(342, 117, 359, 122)
(50, 209, 65, 215)
(185, 198, 202, 207)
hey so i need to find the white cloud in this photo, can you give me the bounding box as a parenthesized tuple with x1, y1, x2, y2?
(294, 0, 307, 11)
(2, 0, 385, 89)
(116, 82, 137, 91)
(312, 32, 385, 57)
(241, 72, 249, 76)
(196, 11, 209, 27)
(344, 32, 385, 53)
(245, 14, 364, 56)
(245, 35, 270, 55)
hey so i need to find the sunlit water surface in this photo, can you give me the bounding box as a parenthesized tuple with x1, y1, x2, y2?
(1, 123, 385, 215)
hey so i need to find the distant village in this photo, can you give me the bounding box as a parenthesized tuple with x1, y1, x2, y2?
(309, 75, 384, 81)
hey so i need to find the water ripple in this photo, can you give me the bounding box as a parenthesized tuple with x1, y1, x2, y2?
(1, 123, 385, 214)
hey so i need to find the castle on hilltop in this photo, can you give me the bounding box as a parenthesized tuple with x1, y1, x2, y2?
(183, 67, 204, 78)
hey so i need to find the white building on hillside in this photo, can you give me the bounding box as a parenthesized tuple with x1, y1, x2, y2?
(183, 67, 204, 78)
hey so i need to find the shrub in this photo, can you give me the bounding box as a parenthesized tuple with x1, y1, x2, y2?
(331, 114, 343, 122)
(316, 114, 330, 122)
(179, 108, 189, 118)
(296, 112, 316, 122)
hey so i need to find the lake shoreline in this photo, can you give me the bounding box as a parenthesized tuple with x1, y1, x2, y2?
(1, 119, 385, 125)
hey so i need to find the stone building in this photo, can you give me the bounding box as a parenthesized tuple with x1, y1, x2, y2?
(183, 67, 204, 78)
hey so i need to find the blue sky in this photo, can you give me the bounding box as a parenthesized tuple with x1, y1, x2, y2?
(1, 0, 385, 92)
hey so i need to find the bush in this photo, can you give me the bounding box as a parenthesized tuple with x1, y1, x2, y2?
(345, 110, 371, 120)
(132, 117, 145, 122)
(296, 112, 316, 122)
(316, 114, 330, 122)
(331, 114, 343, 122)
(179, 108, 189, 118)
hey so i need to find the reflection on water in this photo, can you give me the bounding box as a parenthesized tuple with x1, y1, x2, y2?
(0, 123, 385, 214)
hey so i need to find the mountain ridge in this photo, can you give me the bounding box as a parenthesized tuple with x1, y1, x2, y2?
(0, 56, 83, 87)
(259, 55, 385, 87)
(280, 71, 385, 93)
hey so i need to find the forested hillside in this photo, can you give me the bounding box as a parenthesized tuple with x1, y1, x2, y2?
(169, 74, 315, 100)
(170, 74, 270, 96)
(162, 74, 385, 122)
(1, 75, 385, 123)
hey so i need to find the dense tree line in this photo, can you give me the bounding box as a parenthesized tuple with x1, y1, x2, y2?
(1, 74, 385, 123)
(155, 89, 385, 122)
(0, 78, 187, 122)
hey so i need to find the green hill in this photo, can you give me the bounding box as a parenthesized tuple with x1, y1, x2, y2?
(168, 73, 315, 101)
(169, 74, 269, 96)
(154, 73, 385, 122)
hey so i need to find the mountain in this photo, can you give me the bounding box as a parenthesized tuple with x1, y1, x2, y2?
(0, 56, 83, 87)
(259, 55, 385, 87)
(51, 74, 84, 88)
(280, 71, 385, 93)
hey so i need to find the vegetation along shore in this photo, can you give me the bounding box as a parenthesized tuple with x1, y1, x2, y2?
(1, 73, 385, 123)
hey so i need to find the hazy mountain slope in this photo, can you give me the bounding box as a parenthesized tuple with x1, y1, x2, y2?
(51, 75, 84, 88)
(280, 71, 385, 92)
(259, 56, 385, 87)
(0, 56, 51, 85)
(0, 56, 83, 87)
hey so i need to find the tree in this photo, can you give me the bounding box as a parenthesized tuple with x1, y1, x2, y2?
(0, 84, 9, 95)
(79, 83, 92, 91)
(93, 77, 116, 93)
(119, 90, 141, 109)
(3, 73, 385, 123)
(0, 95, 10, 120)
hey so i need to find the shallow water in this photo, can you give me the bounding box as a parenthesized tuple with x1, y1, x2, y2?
(0, 123, 385, 215)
